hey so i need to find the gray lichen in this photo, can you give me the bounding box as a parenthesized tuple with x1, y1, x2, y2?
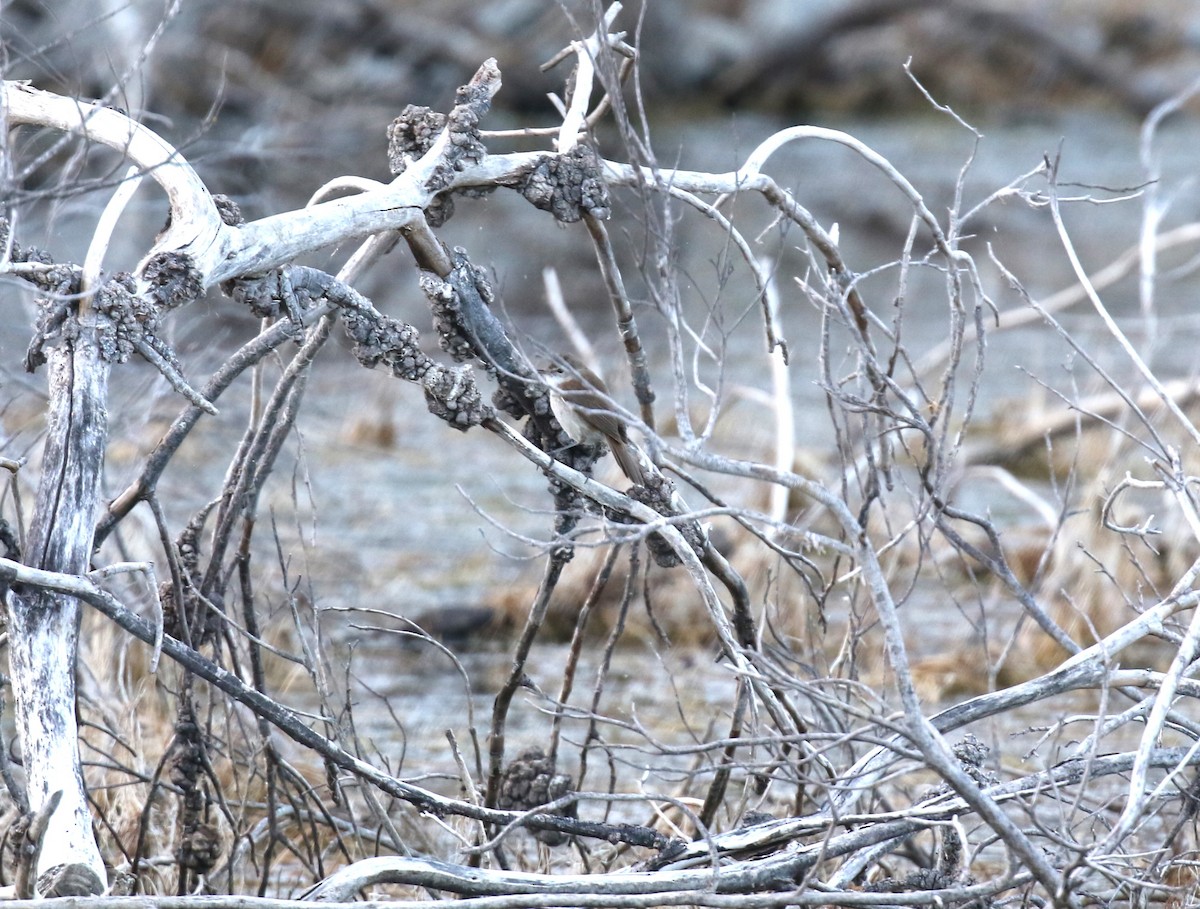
(386, 62, 499, 227)
(387, 105, 448, 175)
(496, 748, 576, 846)
(519, 143, 611, 223)
(422, 363, 492, 431)
(623, 481, 707, 569)
(141, 251, 203, 311)
(422, 272, 476, 364)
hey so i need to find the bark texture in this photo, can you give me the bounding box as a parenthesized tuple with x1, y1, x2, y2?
(7, 327, 110, 895)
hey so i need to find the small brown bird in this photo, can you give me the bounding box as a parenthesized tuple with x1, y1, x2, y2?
(541, 354, 645, 485)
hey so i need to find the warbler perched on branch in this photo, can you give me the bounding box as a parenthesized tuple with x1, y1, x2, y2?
(541, 354, 645, 486)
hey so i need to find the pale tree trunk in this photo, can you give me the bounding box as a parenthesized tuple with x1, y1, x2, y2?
(6, 327, 109, 896)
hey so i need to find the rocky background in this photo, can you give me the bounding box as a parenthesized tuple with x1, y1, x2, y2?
(6, 0, 1200, 194)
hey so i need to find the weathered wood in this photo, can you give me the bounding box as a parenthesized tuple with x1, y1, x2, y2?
(6, 326, 109, 895)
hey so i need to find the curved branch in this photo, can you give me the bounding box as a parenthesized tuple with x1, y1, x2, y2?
(4, 81, 227, 279)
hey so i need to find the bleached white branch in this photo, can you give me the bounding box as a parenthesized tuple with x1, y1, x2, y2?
(2, 66, 491, 289)
(555, 3, 623, 152)
(80, 165, 143, 305)
(4, 81, 228, 279)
